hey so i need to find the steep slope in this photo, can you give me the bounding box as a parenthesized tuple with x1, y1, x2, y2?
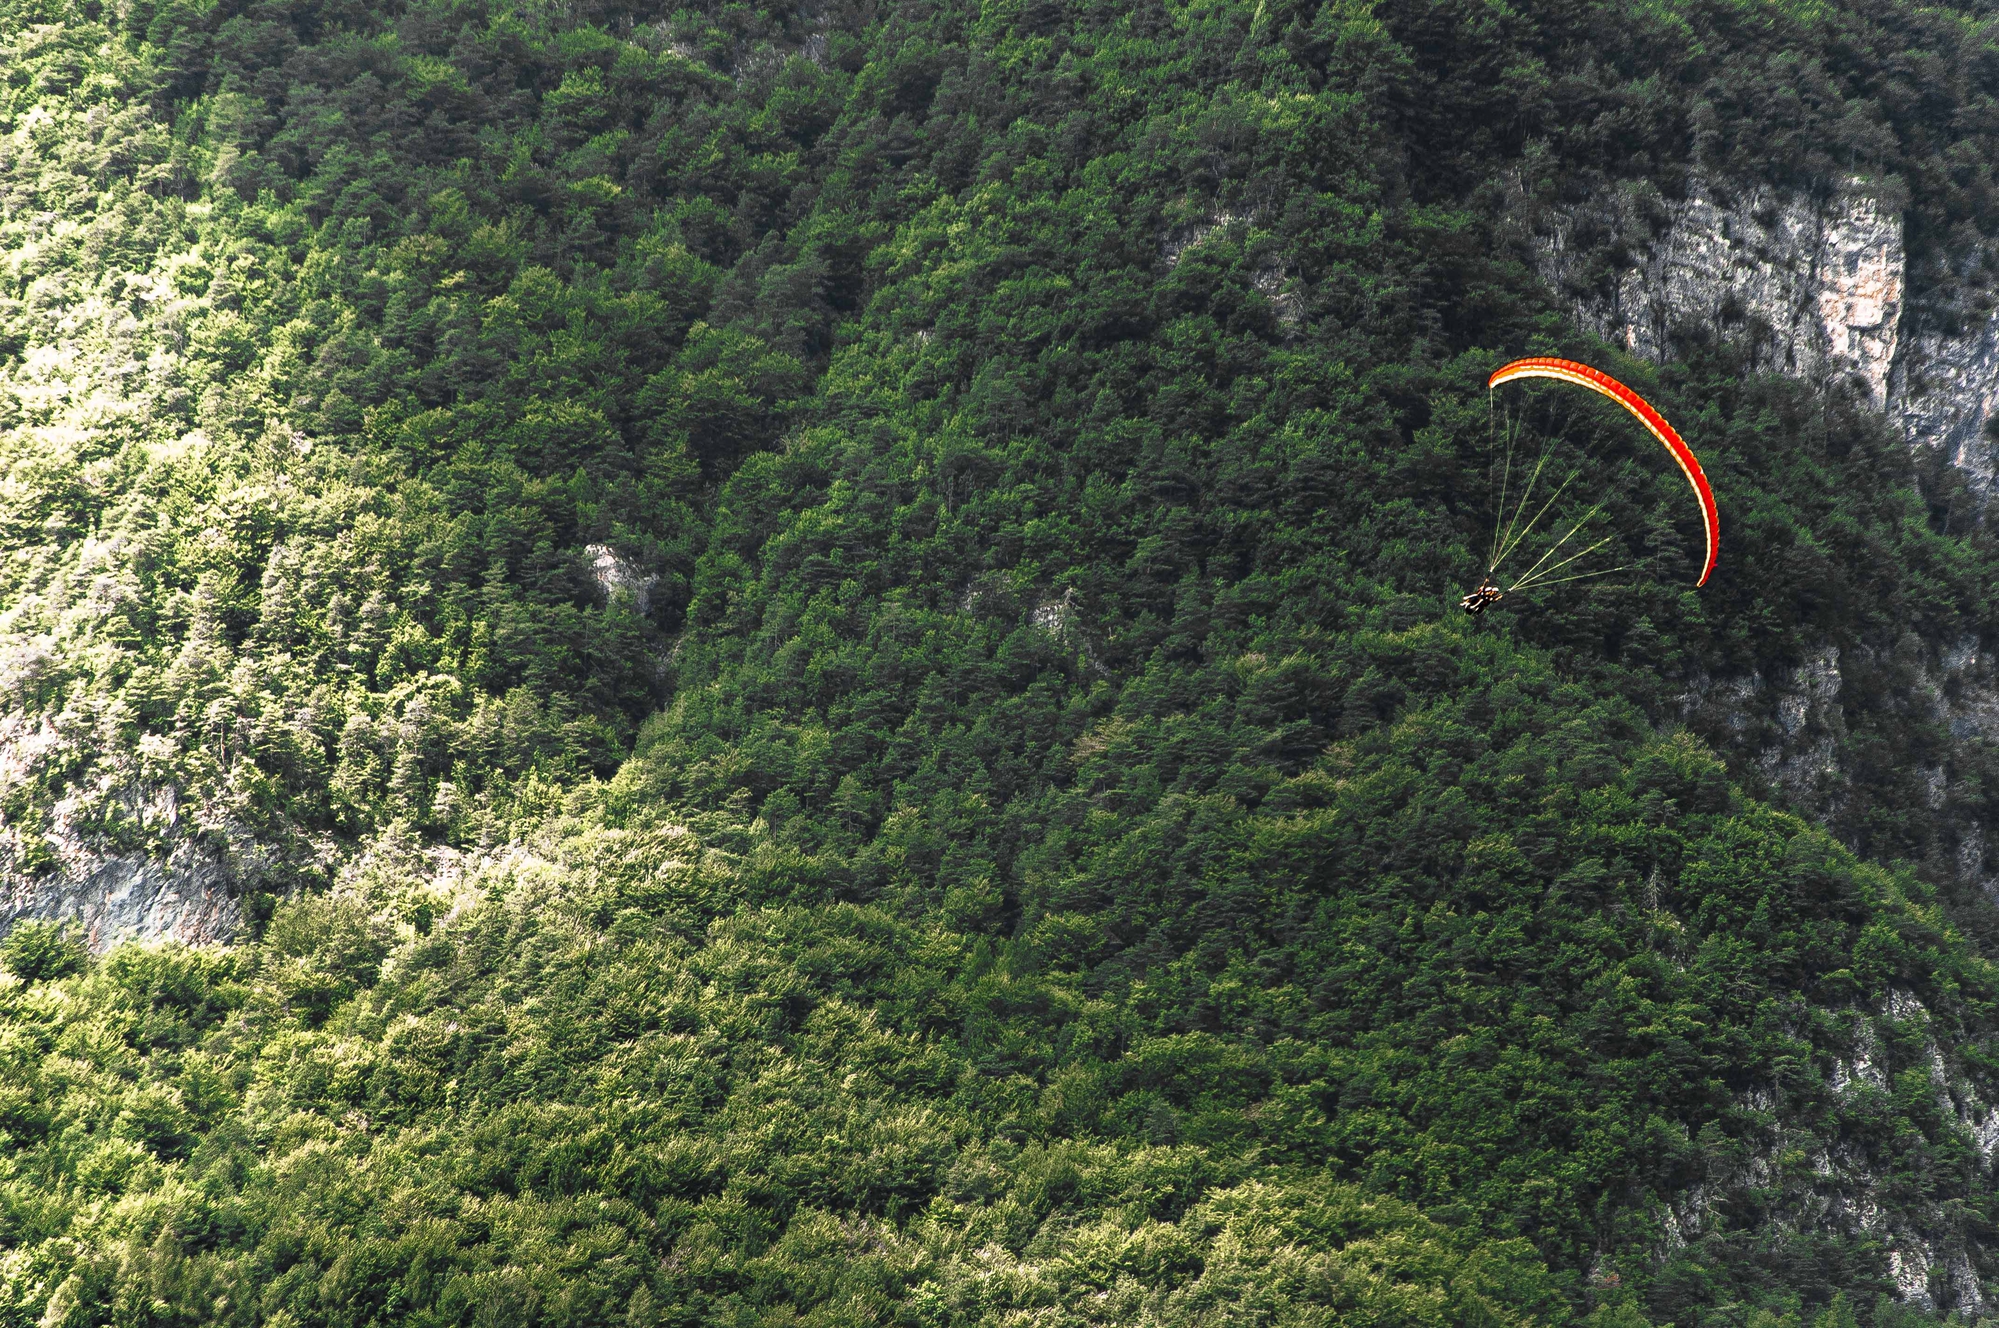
(1514, 165, 1999, 907)
(0, 0, 756, 939)
(4, 0, 1999, 1325)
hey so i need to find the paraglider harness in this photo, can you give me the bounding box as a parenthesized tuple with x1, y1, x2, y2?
(1460, 579, 1505, 615)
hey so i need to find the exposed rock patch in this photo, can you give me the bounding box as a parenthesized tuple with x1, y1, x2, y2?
(1525, 176, 1904, 404)
(1679, 644, 1847, 809)
(0, 846, 239, 951)
(586, 543, 657, 616)
(1520, 172, 1999, 498)
(1031, 590, 1076, 637)
(1690, 989, 1999, 1315)
(1162, 213, 1302, 327)
(1678, 633, 1999, 890)
(1162, 212, 1250, 268)
(1892, 316, 1999, 493)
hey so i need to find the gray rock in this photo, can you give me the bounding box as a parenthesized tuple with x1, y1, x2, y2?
(0, 846, 239, 951)
(586, 543, 657, 616)
(1520, 171, 1999, 494)
(1894, 317, 1999, 495)
(1524, 174, 1903, 403)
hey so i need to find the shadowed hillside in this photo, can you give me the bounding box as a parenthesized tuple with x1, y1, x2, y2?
(4, 0, 1999, 1322)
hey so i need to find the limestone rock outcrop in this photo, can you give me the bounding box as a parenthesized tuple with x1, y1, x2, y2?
(586, 543, 658, 616)
(0, 847, 240, 951)
(1524, 172, 1999, 881)
(1522, 173, 1999, 492)
(1526, 176, 1905, 405)
(1894, 317, 1999, 493)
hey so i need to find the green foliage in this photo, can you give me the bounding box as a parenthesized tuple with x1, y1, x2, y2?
(0, 919, 83, 983)
(0, 860, 1565, 1327)
(261, 893, 392, 1024)
(2, 0, 1999, 1322)
(0, 740, 1990, 1325)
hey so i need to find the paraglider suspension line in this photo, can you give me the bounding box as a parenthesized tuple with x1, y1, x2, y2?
(1476, 388, 1643, 608)
(1492, 455, 1576, 576)
(1506, 503, 1604, 589)
(1510, 562, 1635, 592)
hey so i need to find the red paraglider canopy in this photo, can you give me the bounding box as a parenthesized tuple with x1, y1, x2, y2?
(1487, 357, 1719, 587)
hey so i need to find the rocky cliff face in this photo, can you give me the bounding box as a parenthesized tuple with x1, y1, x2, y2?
(0, 847, 241, 951)
(1522, 173, 1999, 487)
(1526, 173, 1999, 1313)
(1895, 316, 1999, 495)
(1521, 174, 1999, 863)
(0, 711, 246, 950)
(0, 711, 268, 947)
(1529, 177, 1905, 405)
(1667, 985, 1999, 1316)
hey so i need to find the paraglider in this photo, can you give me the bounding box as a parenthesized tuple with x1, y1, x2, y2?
(1459, 578, 1504, 615)
(1469, 357, 1718, 613)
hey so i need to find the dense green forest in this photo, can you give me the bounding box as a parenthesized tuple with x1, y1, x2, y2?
(8, 0, 1999, 1321)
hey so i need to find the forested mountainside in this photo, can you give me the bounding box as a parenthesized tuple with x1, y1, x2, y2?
(11, 0, 1999, 1322)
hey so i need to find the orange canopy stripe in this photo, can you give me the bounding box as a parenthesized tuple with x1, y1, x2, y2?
(1486, 357, 1719, 587)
